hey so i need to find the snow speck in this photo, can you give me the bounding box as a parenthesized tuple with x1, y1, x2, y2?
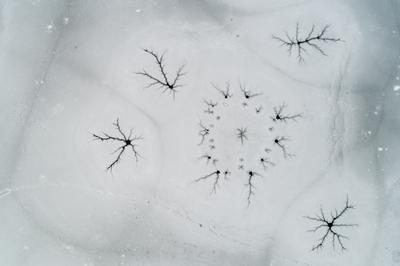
(393, 85, 400, 91)
(46, 24, 55, 33)
(136, 9, 141, 13)
(35, 79, 45, 85)
(373, 105, 381, 115)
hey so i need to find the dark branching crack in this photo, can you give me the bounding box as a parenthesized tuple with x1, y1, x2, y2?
(273, 136, 293, 158)
(260, 157, 275, 170)
(203, 99, 218, 115)
(204, 99, 218, 108)
(305, 196, 358, 251)
(199, 153, 218, 166)
(245, 170, 262, 206)
(239, 83, 262, 100)
(195, 81, 306, 204)
(273, 23, 342, 63)
(271, 103, 303, 123)
(236, 127, 248, 145)
(198, 121, 211, 145)
(137, 48, 185, 99)
(213, 82, 233, 99)
(92, 119, 142, 172)
(194, 169, 231, 194)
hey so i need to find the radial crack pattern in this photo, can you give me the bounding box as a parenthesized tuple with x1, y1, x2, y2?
(213, 82, 233, 99)
(92, 119, 142, 172)
(271, 103, 303, 123)
(305, 196, 358, 251)
(273, 23, 342, 63)
(137, 48, 185, 99)
(195, 82, 303, 205)
(236, 127, 248, 145)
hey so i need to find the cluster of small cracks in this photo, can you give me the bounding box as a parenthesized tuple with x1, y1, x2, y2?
(195, 82, 303, 207)
(90, 23, 356, 252)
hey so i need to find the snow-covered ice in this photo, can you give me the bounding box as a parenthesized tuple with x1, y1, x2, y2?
(0, 0, 400, 265)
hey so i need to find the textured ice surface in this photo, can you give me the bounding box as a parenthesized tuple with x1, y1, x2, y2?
(1, 0, 400, 265)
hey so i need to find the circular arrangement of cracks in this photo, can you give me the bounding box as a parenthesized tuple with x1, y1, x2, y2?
(195, 81, 303, 206)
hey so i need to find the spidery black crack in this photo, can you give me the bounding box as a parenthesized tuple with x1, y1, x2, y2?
(92, 119, 142, 172)
(194, 169, 230, 194)
(305, 196, 358, 251)
(260, 157, 275, 170)
(204, 99, 218, 108)
(271, 103, 303, 123)
(239, 83, 262, 100)
(245, 170, 262, 206)
(236, 127, 248, 145)
(198, 121, 211, 145)
(273, 23, 342, 63)
(136, 48, 185, 99)
(213, 82, 233, 99)
(273, 136, 292, 158)
(199, 153, 213, 165)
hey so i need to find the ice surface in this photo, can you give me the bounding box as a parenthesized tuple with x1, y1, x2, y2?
(1, 0, 400, 265)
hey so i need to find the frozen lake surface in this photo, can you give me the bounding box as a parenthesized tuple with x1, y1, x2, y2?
(1, 0, 400, 265)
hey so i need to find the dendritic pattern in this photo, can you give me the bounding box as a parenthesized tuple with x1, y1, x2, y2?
(273, 136, 292, 158)
(271, 102, 303, 123)
(194, 82, 303, 205)
(305, 196, 358, 251)
(92, 119, 143, 172)
(273, 23, 342, 63)
(136, 48, 185, 99)
(194, 169, 231, 194)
